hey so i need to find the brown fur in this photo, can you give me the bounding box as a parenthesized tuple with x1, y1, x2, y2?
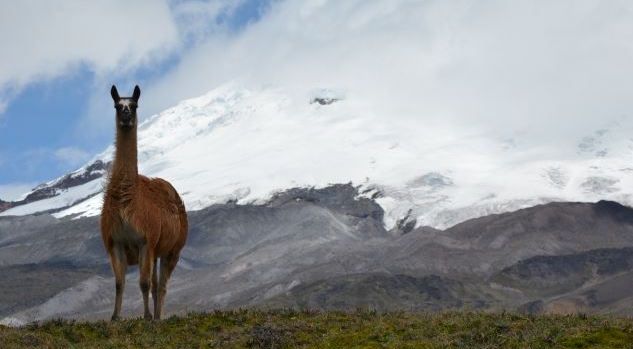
(100, 85, 188, 321)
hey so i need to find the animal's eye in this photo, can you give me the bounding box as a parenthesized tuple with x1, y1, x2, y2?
(114, 105, 122, 110)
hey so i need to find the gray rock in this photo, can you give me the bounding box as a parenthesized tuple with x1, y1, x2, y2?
(3, 185, 633, 323)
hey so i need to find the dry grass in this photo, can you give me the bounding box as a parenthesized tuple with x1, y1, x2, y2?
(2, 309, 633, 348)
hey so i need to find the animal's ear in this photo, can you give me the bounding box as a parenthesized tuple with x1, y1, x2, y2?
(110, 85, 120, 102)
(132, 85, 141, 102)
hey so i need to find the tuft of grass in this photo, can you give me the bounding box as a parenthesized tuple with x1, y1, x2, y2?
(1, 310, 633, 348)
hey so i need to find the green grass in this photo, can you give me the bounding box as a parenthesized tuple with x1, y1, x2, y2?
(2, 310, 633, 348)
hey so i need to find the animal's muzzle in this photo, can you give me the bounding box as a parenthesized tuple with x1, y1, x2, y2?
(119, 113, 134, 128)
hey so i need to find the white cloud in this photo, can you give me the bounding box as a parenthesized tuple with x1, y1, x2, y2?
(64, 0, 243, 140)
(0, 0, 179, 99)
(138, 0, 633, 151)
(5, 0, 633, 170)
(54, 147, 90, 167)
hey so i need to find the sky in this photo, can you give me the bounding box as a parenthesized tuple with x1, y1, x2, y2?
(0, 0, 271, 198)
(1, 0, 633, 200)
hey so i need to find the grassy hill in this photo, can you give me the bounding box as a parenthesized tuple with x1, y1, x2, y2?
(2, 310, 633, 348)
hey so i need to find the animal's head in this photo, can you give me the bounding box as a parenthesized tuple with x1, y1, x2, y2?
(110, 85, 140, 130)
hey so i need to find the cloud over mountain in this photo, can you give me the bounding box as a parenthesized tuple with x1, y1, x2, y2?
(0, 1, 179, 106)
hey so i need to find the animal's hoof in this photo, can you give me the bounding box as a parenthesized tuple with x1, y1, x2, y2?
(144, 313, 153, 321)
(111, 314, 120, 322)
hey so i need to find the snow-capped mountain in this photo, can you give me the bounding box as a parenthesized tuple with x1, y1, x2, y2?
(2, 83, 633, 229)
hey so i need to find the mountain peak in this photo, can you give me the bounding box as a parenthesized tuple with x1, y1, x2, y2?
(4, 84, 633, 230)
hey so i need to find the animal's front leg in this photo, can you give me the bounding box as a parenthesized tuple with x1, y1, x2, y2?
(155, 252, 179, 320)
(109, 246, 127, 321)
(151, 257, 158, 316)
(138, 245, 154, 320)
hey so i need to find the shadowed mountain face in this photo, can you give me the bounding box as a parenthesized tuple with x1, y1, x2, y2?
(2, 185, 633, 324)
(263, 273, 490, 311)
(494, 247, 633, 296)
(493, 247, 633, 315)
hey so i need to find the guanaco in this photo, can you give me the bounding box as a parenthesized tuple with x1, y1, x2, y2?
(101, 85, 188, 320)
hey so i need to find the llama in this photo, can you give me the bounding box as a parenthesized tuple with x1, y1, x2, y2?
(101, 85, 188, 321)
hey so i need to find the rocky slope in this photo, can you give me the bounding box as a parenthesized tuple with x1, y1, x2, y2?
(2, 184, 633, 325)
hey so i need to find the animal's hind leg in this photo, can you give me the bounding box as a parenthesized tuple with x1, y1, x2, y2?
(155, 253, 179, 320)
(151, 257, 158, 316)
(109, 246, 127, 321)
(138, 245, 154, 320)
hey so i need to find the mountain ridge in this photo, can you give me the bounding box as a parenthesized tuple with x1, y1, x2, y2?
(3, 84, 633, 231)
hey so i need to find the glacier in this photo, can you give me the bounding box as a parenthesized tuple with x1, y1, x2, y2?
(2, 83, 633, 229)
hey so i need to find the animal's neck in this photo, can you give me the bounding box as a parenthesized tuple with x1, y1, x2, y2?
(110, 128, 138, 186)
